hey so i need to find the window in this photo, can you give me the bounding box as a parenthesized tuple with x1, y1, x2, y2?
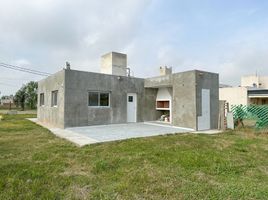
(51, 90, 58, 107)
(128, 96, 133, 102)
(100, 93, 109, 106)
(40, 93, 44, 106)
(88, 92, 99, 106)
(88, 92, 110, 107)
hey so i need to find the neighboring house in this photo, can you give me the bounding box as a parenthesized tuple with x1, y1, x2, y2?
(37, 52, 219, 131)
(219, 75, 268, 106)
(0, 95, 14, 106)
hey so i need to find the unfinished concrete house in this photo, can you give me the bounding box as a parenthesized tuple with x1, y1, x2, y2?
(37, 52, 219, 131)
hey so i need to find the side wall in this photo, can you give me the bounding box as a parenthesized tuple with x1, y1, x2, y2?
(37, 70, 65, 128)
(219, 87, 248, 107)
(172, 71, 197, 130)
(196, 71, 219, 130)
(64, 70, 159, 127)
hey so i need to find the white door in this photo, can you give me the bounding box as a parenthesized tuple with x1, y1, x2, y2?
(197, 89, 211, 130)
(127, 93, 137, 123)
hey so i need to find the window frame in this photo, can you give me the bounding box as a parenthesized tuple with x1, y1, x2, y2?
(51, 90, 58, 107)
(88, 91, 110, 108)
(40, 93, 45, 106)
(88, 92, 99, 107)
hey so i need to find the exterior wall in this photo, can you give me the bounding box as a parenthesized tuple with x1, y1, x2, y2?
(195, 70, 219, 130)
(143, 88, 162, 121)
(172, 71, 197, 130)
(241, 75, 268, 88)
(144, 74, 172, 88)
(100, 53, 112, 74)
(259, 76, 268, 88)
(100, 52, 127, 76)
(241, 75, 259, 87)
(64, 70, 159, 127)
(37, 70, 65, 128)
(145, 70, 219, 130)
(111, 52, 127, 76)
(219, 87, 248, 106)
(37, 68, 218, 130)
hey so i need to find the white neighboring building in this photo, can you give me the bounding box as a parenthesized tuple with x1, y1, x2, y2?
(219, 87, 248, 106)
(241, 75, 268, 88)
(220, 75, 268, 106)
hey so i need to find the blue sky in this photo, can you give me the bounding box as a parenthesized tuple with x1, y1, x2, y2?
(1, 0, 268, 95)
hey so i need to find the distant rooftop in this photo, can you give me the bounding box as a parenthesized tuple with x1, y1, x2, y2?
(219, 84, 232, 88)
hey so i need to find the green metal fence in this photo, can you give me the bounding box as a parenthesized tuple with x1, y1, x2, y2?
(231, 105, 268, 129)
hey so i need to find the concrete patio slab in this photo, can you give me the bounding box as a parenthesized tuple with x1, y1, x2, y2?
(28, 118, 98, 146)
(27, 118, 192, 146)
(66, 123, 192, 144)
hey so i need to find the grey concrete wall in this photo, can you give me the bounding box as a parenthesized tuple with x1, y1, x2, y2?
(64, 70, 159, 127)
(142, 88, 162, 121)
(145, 70, 219, 130)
(172, 71, 197, 129)
(37, 70, 65, 128)
(195, 70, 219, 129)
(144, 74, 173, 88)
(145, 71, 197, 129)
(37, 68, 218, 130)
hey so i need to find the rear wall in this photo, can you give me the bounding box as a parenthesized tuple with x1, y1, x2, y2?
(64, 70, 159, 127)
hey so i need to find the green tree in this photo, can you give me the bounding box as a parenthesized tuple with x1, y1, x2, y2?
(25, 81, 38, 109)
(14, 85, 26, 110)
(14, 81, 38, 110)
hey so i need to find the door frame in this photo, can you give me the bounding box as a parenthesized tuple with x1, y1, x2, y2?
(127, 93, 137, 123)
(197, 89, 211, 130)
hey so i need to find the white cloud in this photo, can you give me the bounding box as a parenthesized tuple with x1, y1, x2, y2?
(0, 0, 268, 95)
(0, 0, 152, 95)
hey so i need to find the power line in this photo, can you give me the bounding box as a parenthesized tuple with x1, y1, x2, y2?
(0, 82, 18, 88)
(0, 77, 32, 81)
(0, 62, 51, 75)
(0, 62, 52, 76)
(0, 63, 50, 76)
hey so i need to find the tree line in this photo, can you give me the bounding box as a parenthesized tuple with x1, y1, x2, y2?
(14, 81, 38, 110)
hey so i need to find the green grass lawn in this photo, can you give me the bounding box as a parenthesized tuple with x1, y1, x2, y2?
(0, 115, 268, 199)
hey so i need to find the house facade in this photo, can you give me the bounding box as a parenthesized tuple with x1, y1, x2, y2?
(38, 52, 219, 130)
